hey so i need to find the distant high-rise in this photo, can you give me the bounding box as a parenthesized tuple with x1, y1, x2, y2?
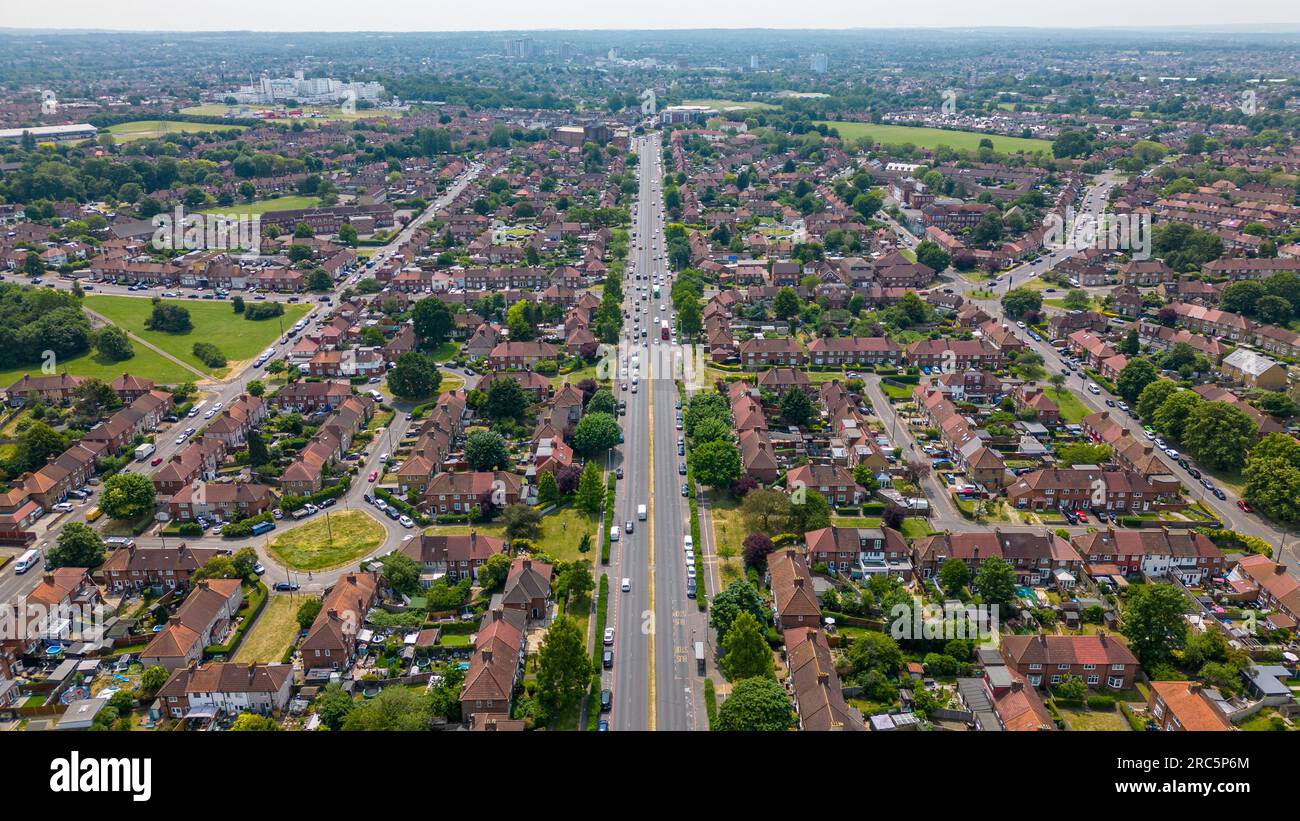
(810, 53, 829, 74)
(749, 55, 760, 70)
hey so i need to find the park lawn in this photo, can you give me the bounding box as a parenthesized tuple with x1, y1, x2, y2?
(427, 342, 459, 362)
(900, 518, 937, 538)
(0, 343, 197, 388)
(84, 295, 311, 377)
(1057, 706, 1130, 731)
(232, 594, 302, 663)
(267, 510, 387, 571)
(536, 505, 600, 564)
(107, 120, 245, 141)
(815, 121, 1053, 154)
(439, 372, 465, 393)
(832, 516, 884, 529)
(1050, 387, 1091, 424)
(198, 195, 320, 216)
(685, 98, 779, 110)
(708, 495, 746, 566)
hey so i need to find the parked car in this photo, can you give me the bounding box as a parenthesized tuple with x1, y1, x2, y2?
(1237, 499, 1253, 513)
(273, 582, 300, 592)
(603, 627, 615, 646)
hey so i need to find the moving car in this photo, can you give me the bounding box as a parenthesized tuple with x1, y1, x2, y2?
(603, 627, 615, 646)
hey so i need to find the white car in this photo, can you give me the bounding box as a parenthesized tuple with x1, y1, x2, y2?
(399, 515, 414, 529)
(603, 627, 615, 645)
(621, 578, 631, 592)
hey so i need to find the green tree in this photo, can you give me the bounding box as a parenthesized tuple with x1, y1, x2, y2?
(534, 616, 589, 721)
(230, 713, 279, 731)
(1153, 390, 1203, 442)
(296, 598, 323, 630)
(1181, 401, 1257, 471)
(387, 352, 442, 400)
(689, 439, 742, 489)
(412, 298, 455, 347)
(99, 472, 156, 521)
(1136, 379, 1180, 422)
(140, 666, 168, 695)
(464, 429, 510, 471)
(710, 579, 767, 644)
(846, 631, 904, 679)
(316, 682, 355, 730)
(95, 325, 134, 361)
(692, 415, 732, 445)
(46, 522, 105, 569)
(1115, 357, 1159, 405)
(485, 377, 529, 420)
(773, 287, 802, 322)
(974, 555, 1017, 611)
(937, 558, 971, 596)
(914, 239, 951, 273)
(779, 387, 814, 426)
(716, 676, 795, 731)
(341, 686, 432, 731)
(536, 470, 561, 506)
(247, 429, 271, 467)
(1122, 582, 1188, 667)
(786, 488, 831, 533)
(720, 610, 775, 681)
(576, 461, 605, 515)
(1001, 287, 1042, 319)
(381, 552, 421, 597)
(572, 412, 621, 456)
(1243, 433, 1300, 524)
(501, 503, 544, 544)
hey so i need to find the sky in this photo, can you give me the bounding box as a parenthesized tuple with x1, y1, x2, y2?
(1, 0, 1297, 33)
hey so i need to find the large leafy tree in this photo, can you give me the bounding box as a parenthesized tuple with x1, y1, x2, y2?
(689, 439, 742, 489)
(572, 412, 621, 457)
(464, 429, 510, 471)
(412, 297, 455, 347)
(720, 610, 774, 681)
(779, 387, 814, 426)
(1122, 583, 1188, 667)
(534, 616, 589, 722)
(684, 392, 731, 438)
(484, 377, 529, 421)
(786, 488, 831, 533)
(1136, 379, 1180, 422)
(974, 555, 1017, 612)
(576, 461, 605, 515)
(1115, 357, 1159, 405)
(1001, 287, 1042, 319)
(709, 579, 766, 644)
(846, 631, 904, 679)
(47, 522, 105, 569)
(99, 472, 156, 521)
(716, 676, 794, 731)
(1243, 433, 1300, 525)
(341, 686, 433, 731)
(1182, 401, 1257, 471)
(1152, 390, 1203, 442)
(937, 558, 971, 596)
(386, 352, 442, 400)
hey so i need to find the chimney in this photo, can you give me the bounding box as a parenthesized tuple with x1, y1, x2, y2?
(481, 649, 493, 664)
(817, 671, 829, 686)
(522, 559, 531, 571)
(792, 576, 804, 589)
(1188, 681, 1202, 695)
(485, 718, 498, 731)
(491, 608, 502, 622)
(346, 574, 356, 584)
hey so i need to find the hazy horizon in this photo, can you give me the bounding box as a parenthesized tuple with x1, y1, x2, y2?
(2, 1, 1299, 34)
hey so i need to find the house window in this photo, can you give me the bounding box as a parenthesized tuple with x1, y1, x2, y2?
(1087, 675, 1099, 685)
(1107, 676, 1124, 689)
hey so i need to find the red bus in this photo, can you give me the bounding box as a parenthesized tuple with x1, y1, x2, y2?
(660, 319, 670, 340)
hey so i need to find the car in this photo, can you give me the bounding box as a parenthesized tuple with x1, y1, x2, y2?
(150, 456, 163, 466)
(399, 515, 414, 529)
(1212, 488, 1226, 501)
(273, 582, 300, 592)
(1237, 499, 1253, 513)
(272, 508, 283, 519)
(603, 650, 614, 669)
(603, 627, 615, 645)
(599, 689, 612, 712)
(375, 499, 388, 512)
(1201, 478, 1214, 490)
(1075, 510, 1088, 523)
(687, 579, 696, 599)
(253, 563, 266, 575)
(1062, 509, 1078, 525)
(1165, 448, 1179, 459)
(625, 520, 634, 534)
(1105, 399, 1115, 408)
(1189, 468, 1202, 480)
(368, 470, 378, 482)
(681, 483, 689, 496)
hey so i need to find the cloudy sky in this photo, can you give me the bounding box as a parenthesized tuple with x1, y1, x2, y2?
(1, 0, 1296, 32)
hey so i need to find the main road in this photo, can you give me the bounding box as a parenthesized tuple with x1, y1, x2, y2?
(607, 132, 702, 731)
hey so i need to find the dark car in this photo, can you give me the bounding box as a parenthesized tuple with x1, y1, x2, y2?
(681, 483, 689, 497)
(602, 650, 613, 669)
(1062, 509, 1077, 525)
(273, 582, 300, 592)
(597, 719, 609, 731)
(616, 467, 624, 479)
(599, 689, 612, 712)
(1212, 488, 1226, 501)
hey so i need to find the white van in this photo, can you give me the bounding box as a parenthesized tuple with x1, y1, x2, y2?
(14, 548, 40, 574)
(610, 525, 620, 543)
(637, 504, 647, 521)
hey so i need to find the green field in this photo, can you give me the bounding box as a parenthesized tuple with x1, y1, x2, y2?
(180, 104, 403, 125)
(107, 120, 245, 142)
(816, 121, 1052, 154)
(0, 344, 198, 390)
(84, 295, 311, 377)
(268, 510, 387, 571)
(684, 98, 779, 111)
(198, 195, 320, 216)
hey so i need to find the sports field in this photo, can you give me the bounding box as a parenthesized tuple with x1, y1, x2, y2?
(106, 120, 245, 141)
(815, 120, 1052, 154)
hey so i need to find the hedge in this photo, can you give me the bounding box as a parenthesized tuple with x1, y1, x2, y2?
(703, 678, 717, 730)
(204, 582, 267, 658)
(1195, 527, 1272, 558)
